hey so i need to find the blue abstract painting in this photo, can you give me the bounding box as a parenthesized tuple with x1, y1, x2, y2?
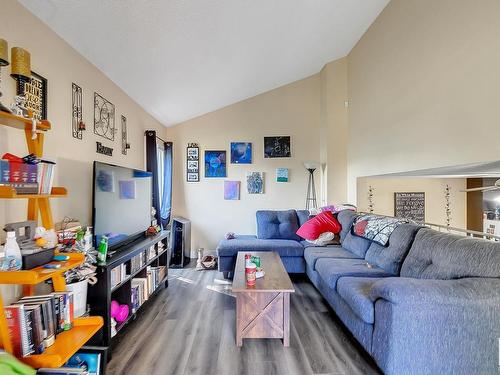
(224, 181, 240, 200)
(205, 150, 227, 177)
(247, 172, 264, 194)
(230, 142, 252, 164)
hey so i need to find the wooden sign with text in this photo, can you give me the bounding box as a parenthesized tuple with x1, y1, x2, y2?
(394, 192, 425, 222)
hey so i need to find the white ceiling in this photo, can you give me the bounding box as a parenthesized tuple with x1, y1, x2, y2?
(19, 0, 389, 126)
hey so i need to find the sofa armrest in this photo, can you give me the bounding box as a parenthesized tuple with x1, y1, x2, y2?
(369, 277, 500, 375)
(370, 276, 500, 305)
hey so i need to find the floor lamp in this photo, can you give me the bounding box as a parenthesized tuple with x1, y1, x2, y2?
(304, 162, 319, 211)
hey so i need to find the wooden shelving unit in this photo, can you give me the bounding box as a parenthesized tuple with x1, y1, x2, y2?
(0, 252, 84, 286)
(0, 111, 63, 229)
(88, 231, 170, 346)
(0, 186, 67, 199)
(20, 317, 103, 368)
(0, 111, 51, 131)
(0, 252, 104, 368)
(0, 111, 103, 369)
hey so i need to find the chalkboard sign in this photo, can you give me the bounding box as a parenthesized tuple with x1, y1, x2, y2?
(394, 192, 425, 222)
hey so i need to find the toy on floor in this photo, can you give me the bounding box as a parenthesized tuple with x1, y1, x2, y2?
(111, 300, 130, 323)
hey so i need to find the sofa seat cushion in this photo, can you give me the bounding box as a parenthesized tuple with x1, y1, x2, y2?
(304, 246, 362, 270)
(337, 277, 381, 324)
(401, 228, 500, 279)
(216, 238, 304, 257)
(315, 258, 391, 290)
(256, 210, 300, 240)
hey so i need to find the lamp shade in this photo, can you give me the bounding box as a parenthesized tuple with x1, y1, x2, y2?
(10, 47, 31, 78)
(0, 39, 8, 66)
(303, 161, 320, 170)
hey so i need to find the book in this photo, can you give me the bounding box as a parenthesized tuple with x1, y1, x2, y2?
(9, 161, 22, 183)
(52, 292, 74, 331)
(24, 304, 45, 354)
(24, 309, 36, 356)
(37, 160, 56, 194)
(0, 159, 10, 184)
(16, 297, 56, 346)
(4, 305, 33, 357)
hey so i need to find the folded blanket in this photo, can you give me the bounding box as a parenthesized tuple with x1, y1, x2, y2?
(353, 214, 413, 246)
(0, 351, 35, 375)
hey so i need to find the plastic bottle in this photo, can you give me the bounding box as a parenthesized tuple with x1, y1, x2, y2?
(97, 236, 109, 264)
(3, 231, 22, 270)
(84, 227, 93, 251)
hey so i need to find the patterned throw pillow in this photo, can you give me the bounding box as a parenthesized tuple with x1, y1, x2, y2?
(353, 214, 412, 246)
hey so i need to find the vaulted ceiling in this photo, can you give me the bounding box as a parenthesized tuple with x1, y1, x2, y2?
(19, 0, 389, 126)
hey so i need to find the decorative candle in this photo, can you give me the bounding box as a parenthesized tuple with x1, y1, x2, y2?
(0, 39, 8, 66)
(11, 47, 31, 78)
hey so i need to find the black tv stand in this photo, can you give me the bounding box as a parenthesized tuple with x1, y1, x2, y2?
(88, 230, 170, 347)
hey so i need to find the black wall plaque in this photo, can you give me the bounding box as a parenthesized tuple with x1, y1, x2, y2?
(394, 192, 425, 222)
(96, 141, 113, 156)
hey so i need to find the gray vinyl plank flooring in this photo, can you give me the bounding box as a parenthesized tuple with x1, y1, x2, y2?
(107, 265, 381, 375)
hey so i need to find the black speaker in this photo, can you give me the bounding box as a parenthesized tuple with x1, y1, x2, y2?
(169, 217, 191, 268)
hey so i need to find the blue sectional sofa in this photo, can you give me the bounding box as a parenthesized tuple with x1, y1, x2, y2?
(217, 209, 310, 278)
(216, 209, 500, 374)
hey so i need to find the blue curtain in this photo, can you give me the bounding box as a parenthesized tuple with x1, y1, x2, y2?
(145, 131, 173, 229)
(160, 142, 173, 227)
(145, 131, 161, 226)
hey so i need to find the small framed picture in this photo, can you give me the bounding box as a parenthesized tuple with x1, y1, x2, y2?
(187, 160, 199, 172)
(187, 172, 199, 182)
(186, 143, 200, 182)
(187, 146, 199, 160)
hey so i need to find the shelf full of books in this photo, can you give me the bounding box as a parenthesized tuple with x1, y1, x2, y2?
(3, 291, 103, 369)
(110, 241, 168, 292)
(131, 266, 167, 314)
(0, 158, 56, 195)
(87, 231, 169, 346)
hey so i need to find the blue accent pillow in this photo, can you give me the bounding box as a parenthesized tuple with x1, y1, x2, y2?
(256, 210, 300, 241)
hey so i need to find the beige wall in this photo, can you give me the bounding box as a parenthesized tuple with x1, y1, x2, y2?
(1, 0, 165, 302)
(357, 177, 467, 228)
(168, 75, 321, 252)
(347, 0, 500, 201)
(320, 58, 348, 204)
(0, 0, 166, 236)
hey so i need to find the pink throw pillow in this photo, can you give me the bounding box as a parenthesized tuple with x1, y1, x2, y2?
(296, 211, 342, 241)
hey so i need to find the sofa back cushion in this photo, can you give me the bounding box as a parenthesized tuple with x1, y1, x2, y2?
(337, 209, 358, 242)
(296, 210, 311, 227)
(401, 228, 500, 279)
(256, 210, 300, 240)
(364, 223, 422, 275)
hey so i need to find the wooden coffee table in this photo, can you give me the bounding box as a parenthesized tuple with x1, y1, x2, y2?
(232, 251, 295, 347)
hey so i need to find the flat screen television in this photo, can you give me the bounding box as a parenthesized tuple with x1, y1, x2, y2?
(92, 161, 153, 251)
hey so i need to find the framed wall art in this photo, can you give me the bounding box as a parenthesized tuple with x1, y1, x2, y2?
(186, 143, 199, 182)
(264, 136, 291, 158)
(247, 172, 264, 194)
(24, 70, 47, 121)
(72, 82, 83, 139)
(230, 142, 252, 164)
(205, 150, 227, 178)
(94, 92, 116, 141)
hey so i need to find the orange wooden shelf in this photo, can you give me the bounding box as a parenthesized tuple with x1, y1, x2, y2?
(19, 316, 104, 368)
(0, 252, 84, 285)
(0, 111, 51, 131)
(0, 186, 68, 199)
